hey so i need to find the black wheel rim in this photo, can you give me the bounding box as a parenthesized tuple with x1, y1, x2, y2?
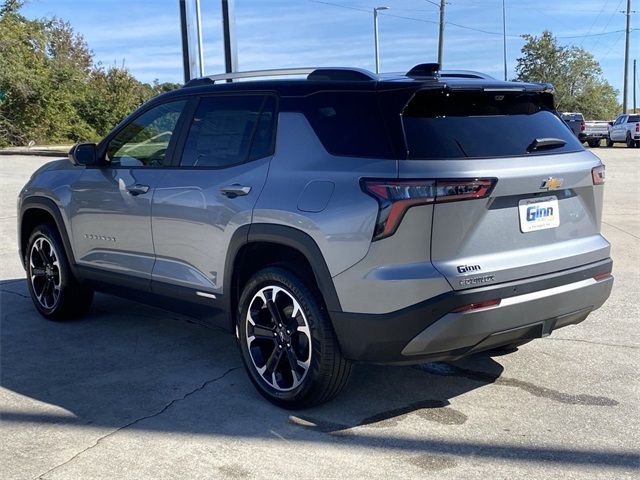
(29, 236, 62, 310)
(245, 285, 312, 392)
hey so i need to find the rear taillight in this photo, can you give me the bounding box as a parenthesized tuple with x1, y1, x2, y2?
(362, 178, 496, 240)
(580, 121, 585, 132)
(635, 123, 639, 132)
(591, 165, 605, 185)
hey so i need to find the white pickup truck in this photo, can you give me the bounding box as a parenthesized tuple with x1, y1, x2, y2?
(583, 120, 610, 148)
(607, 114, 640, 148)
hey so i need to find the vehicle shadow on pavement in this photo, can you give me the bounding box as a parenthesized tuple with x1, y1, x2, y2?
(1, 278, 637, 470)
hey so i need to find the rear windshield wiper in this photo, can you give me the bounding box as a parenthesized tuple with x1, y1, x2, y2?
(527, 137, 567, 152)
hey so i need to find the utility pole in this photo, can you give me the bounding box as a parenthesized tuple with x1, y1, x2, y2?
(438, 0, 445, 67)
(622, 0, 632, 113)
(634, 59, 637, 112)
(502, 0, 507, 81)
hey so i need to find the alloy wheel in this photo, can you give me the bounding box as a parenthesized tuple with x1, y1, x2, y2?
(29, 236, 62, 309)
(245, 285, 312, 391)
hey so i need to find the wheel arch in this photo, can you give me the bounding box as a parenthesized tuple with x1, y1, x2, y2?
(224, 223, 342, 329)
(20, 197, 77, 274)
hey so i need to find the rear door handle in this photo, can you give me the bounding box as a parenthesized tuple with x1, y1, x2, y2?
(126, 184, 150, 196)
(220, 184, 251, 198)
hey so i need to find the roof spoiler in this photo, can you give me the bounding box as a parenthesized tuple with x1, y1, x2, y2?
(406, 63, 440, 78)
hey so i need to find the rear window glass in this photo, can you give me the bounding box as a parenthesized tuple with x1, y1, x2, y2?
(627, 115, 640, 122)
(403, 90, 583, 159)
(294, 92, 393, 158)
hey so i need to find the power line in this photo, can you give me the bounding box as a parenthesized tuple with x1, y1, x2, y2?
(579, 0, 612, 47)
(591, 0, 625, 51)
(309, 0, 637, 40)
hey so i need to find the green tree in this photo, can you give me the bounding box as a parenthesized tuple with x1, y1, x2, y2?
(0, 1, 180, 147)
(515, 31, 620, 120)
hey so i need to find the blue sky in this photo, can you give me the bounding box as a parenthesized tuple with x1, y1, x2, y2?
(21, 0, 639, 101)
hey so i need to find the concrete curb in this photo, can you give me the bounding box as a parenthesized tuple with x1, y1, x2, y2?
(0, 149, 69, 157)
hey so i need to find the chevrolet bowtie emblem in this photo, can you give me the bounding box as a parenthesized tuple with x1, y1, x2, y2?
(541, 177, 563, 190)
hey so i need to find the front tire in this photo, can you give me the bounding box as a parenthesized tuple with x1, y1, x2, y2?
(25, 223, 93, 320)
(236, 267, 351, 409)
(606, 137, 614, 147)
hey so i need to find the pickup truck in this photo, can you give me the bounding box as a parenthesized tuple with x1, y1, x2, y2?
(607, 114, 640, 148)
(583, 120, 610, 147)
(560, 112, 585, 141)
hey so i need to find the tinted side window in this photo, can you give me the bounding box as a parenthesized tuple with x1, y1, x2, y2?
(106, 101, 186, 167)
(180, 95, 275, 167)
(627, 115, 639, 122)
(295, 92, 393, 158)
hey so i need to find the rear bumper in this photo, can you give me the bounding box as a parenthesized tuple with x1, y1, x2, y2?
(330, 258, 613, 364)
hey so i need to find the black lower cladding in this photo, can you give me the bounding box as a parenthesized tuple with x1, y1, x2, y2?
(329, 258, 613, 364)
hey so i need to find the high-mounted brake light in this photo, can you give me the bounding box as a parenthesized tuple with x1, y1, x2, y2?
(362, 178, 496, 240)
(591, 165, 605, 185)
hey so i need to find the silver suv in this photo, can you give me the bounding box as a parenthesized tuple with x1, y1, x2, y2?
(17, 64, 613, 408)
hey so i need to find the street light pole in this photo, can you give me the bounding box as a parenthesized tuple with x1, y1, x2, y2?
(437, 0, 445, 67)
(622, 0, 632, 113)
(502, 0, 507, 81)
(373, 6, 389, 74)
(195, 0, 205, 77)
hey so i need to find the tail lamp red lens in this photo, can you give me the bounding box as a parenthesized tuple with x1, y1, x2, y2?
(636, 123, 639, 132)
(362, 178, 496, 240)
(580, 121, 585, 131)
(451, 299, 501, 313)
(591, 165, 605, 185)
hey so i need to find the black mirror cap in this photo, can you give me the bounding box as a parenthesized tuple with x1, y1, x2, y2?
(69, 143, 98, 166)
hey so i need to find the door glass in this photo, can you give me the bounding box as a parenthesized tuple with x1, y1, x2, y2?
(180, 95, 275, 167)
(106, 100, 186, 167)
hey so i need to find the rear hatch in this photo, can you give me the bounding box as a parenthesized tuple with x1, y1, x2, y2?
(398, 88, 609, 290)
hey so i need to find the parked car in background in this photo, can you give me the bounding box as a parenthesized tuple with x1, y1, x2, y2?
(560, 112, 585, 141)
(607, 114, 640, 148)
(582, 120, 610, 147)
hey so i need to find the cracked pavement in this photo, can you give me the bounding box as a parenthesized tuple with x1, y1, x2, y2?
(1, 150, 639, 479)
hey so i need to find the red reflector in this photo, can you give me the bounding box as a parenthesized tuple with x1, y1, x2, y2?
(592, 165, 605, 185)
(593, 272, 612, 281)
(451, 299, 501, 313)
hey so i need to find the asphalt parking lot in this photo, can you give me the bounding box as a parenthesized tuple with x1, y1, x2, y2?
(1, 149, 638, 479)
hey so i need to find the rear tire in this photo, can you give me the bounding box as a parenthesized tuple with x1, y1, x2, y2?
(236, 266, 351, 409)
(626, 133, 634, 148)
(25, 223, 93, 320)
(587, 139, 599, 148)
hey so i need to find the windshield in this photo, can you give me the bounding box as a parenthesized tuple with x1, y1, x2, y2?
(403, 90, 584, 159)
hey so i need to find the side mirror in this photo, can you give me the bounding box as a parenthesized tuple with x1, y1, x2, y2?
(68, 143, 98, 166)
